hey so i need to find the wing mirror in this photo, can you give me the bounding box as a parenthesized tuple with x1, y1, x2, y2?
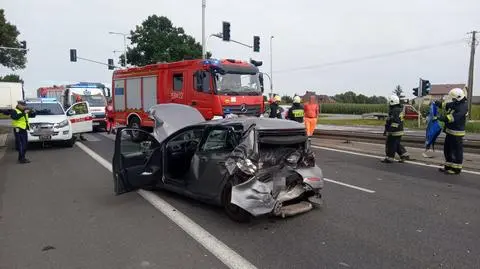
(67, 110, 76, 116)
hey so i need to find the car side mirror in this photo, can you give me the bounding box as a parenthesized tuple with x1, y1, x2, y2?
(67, 110, 76, 116)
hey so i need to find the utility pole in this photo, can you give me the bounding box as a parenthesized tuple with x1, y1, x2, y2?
(202, 0, 206, 59)
(270, 36, 274, 98)
(467, 31, 477, 120)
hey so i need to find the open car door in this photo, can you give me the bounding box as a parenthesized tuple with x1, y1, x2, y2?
(66, 102, 93, 134)
(112, 128, 163, 195)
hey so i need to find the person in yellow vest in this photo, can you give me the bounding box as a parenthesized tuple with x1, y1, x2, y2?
(286, 96, 304, 123)
(10, 100, 36, 164)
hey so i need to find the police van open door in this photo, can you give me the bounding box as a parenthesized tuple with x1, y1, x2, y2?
(66, 102, 93, 134)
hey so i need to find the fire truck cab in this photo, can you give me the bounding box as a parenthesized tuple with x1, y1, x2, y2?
(112, 58, 265, 135)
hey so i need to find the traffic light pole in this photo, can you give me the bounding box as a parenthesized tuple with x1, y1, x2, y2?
(202, 0, 206, 59)
(418, 78, 422, 128)
(0, 46, 27, 51)
(209, 33, 253, 49)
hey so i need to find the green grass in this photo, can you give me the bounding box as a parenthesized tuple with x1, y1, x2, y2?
(318, 118, 480, 133)
(0, 114, 9, 119)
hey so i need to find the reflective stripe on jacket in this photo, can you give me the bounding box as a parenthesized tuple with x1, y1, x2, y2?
(385, 105, 404, 136)
(11, 108, 29, 130)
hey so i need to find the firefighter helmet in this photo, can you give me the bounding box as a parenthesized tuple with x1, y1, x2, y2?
(293, 96, 301, 103)
(448, 88, 465, 101)
(388, 95, 400, 106)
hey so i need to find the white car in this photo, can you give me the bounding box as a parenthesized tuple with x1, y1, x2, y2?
(26, 98, 93, 147)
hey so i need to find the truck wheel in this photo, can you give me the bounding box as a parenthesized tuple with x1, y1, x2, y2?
(222, 181, 251, 223)
(127, 117, 146, 142)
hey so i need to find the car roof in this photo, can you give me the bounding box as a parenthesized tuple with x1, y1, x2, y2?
(194, 117, 305, 130)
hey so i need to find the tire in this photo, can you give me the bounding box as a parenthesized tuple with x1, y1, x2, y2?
(127, 116, 146, 142)
(222, 181, 251, 223)
(64, 137, 76, 148)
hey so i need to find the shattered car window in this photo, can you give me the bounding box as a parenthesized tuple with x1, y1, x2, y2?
(202, 129, 235, 152)
(120, 131, 159, 156)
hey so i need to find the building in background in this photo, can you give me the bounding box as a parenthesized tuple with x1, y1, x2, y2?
(428, 84, 466, 100)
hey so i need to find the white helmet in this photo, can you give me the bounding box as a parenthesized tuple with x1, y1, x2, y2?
(293, 96, 301, 103)
(388, 95, 400, 106)
(448, 88, 465, 101)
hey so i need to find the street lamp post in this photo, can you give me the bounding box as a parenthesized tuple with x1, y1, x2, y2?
(202, 0, 207, 59)
(270, 36, 274, 97)
(109, 32, 128, 67)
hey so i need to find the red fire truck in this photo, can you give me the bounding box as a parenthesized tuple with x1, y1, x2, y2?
(112, 58, 265, 133)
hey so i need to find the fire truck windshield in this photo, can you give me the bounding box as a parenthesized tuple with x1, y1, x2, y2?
(214, 73, 262, 96)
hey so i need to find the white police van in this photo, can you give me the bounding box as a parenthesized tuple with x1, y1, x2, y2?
(26, 98, 93, 147)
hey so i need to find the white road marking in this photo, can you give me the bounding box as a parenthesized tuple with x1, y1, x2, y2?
(75, 142, 258, 269)
(313, 146, 480, 176)
(82, 133, 101, 142)
(323, 178, 376, 194)
(98, 132, 115, 141)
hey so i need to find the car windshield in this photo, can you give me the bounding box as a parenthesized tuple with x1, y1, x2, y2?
(71, 94, 106, 107)
(27, 103, 64, 115)
(215, 73, 261, 96)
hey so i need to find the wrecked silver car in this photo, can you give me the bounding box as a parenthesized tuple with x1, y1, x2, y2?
(112, 104, 324, 222)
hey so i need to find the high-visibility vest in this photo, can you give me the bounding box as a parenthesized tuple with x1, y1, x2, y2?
(11, 108, 29, 130)
(304, 103, 318, 118)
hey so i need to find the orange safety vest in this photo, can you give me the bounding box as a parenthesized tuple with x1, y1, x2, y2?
(304, 103, 319, 118)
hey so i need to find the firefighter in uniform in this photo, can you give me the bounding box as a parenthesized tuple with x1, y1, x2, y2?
(434, 88, 468, 174)
(10, 100, 36, 164)
(286, 96, 304, 123)
(382, 95, 409, 163)
(269, 95, 282, 118)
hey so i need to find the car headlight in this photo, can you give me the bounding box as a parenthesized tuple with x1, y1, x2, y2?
(55, 119, 69, 128)
(236, 159, 257, 175)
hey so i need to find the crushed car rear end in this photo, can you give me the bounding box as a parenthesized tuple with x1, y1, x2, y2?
(224, 119, 324, 221)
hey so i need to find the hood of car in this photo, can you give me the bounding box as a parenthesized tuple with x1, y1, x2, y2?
(148, 104, 205, 143)
(29, 115, 67, 124)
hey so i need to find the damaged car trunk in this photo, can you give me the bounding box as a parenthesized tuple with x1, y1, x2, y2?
(225, 125, 323, 220)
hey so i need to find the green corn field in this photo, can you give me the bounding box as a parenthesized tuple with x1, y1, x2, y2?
(320, 103, 480, 120)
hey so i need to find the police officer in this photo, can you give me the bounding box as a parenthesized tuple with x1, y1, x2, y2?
(269, 95, 282, 118)
(287, 96, 304, 123)
(382, 95, 409, 163)
(434, 88, 468, 174)
(10, 100, 36, 164)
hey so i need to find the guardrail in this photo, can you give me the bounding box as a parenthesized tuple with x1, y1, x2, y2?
(313, 130, 480, 154)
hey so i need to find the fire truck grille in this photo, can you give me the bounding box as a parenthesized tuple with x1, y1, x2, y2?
(223, 105, 261, 116)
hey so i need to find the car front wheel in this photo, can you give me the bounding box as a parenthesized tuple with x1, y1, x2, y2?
(222, 181, 251, 223)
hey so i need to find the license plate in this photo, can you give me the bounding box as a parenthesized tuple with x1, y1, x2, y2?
(93, 122, 100, 126)
(40, 135, 51, 141)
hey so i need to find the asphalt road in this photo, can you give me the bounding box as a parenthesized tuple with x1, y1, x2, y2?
(1, 132, 480, 269)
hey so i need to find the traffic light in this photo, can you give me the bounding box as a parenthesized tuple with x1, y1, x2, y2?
(421, 79, 431, 96)
(20, 41, 27, 50)
(70, 49, 77, 62)
(222, 22, 230, 41)
(108, 59, 114, 70)
(253, 36, 260, 52)
(412, 87, 419, 97)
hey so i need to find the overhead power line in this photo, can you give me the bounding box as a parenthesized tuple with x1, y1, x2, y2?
(274, 38, 466, 74)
